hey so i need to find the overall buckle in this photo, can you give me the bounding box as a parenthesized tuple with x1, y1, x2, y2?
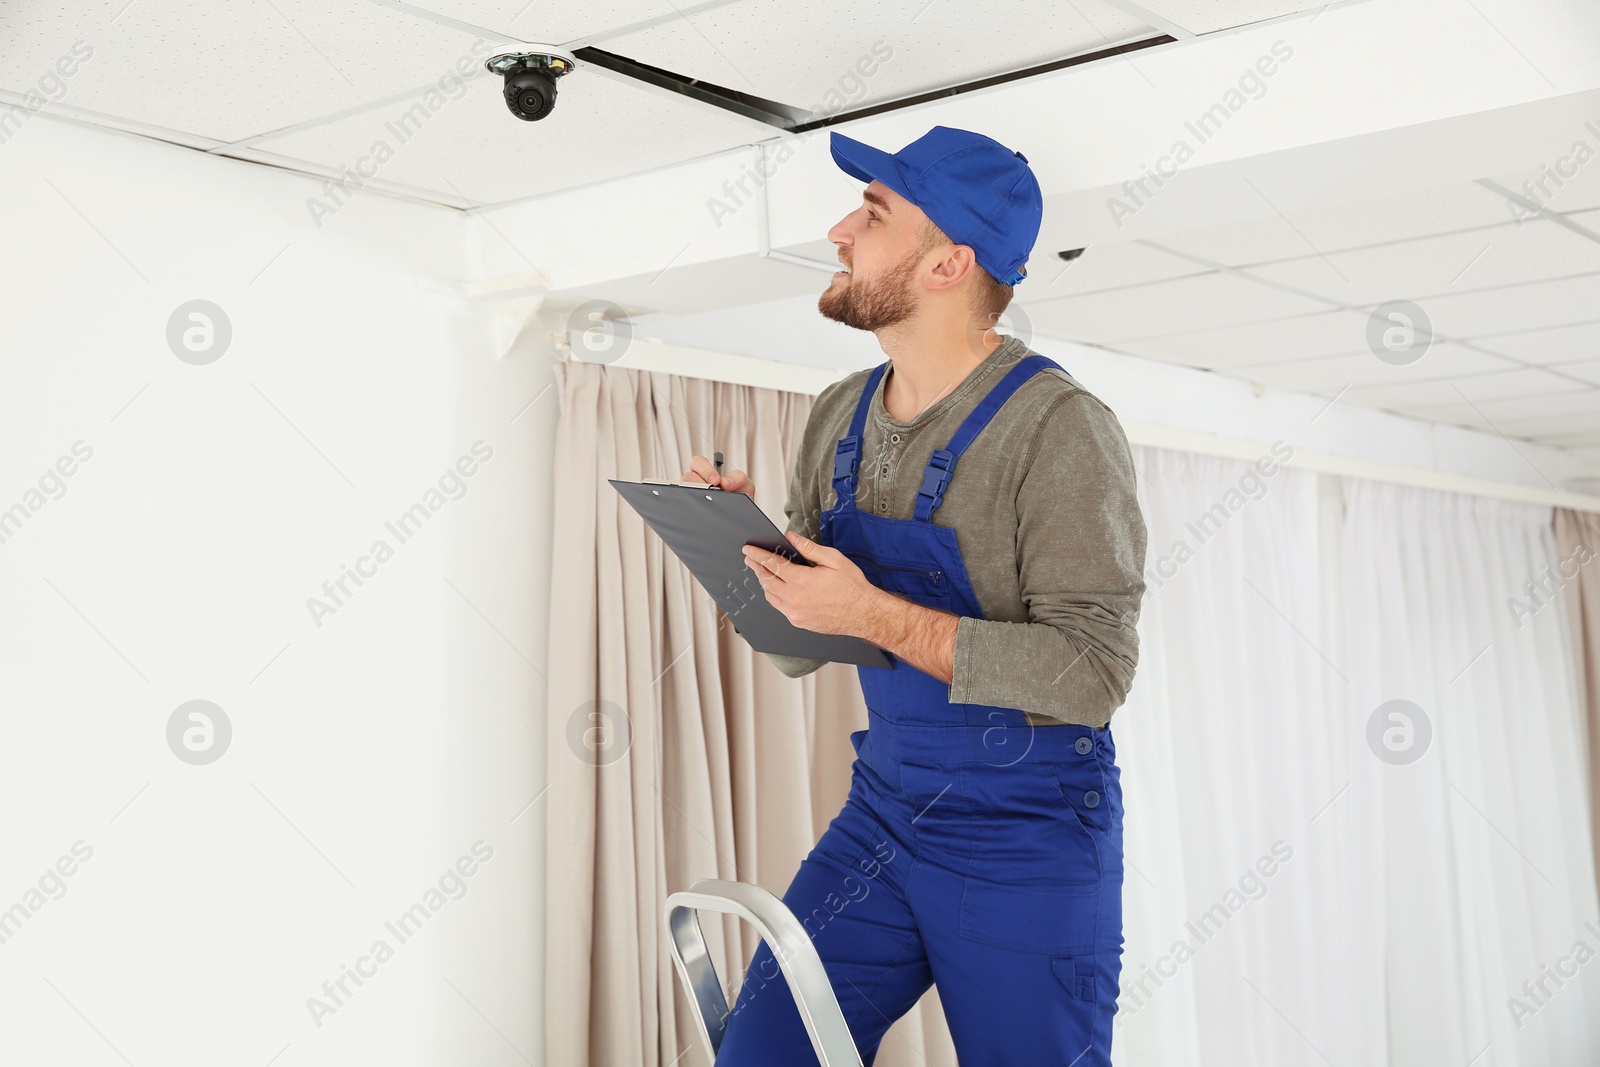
(917, 448, 955, 506)
(832, 438, 860, 483)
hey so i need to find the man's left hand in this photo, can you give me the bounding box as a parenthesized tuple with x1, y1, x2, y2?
(742, 532, 881, 636)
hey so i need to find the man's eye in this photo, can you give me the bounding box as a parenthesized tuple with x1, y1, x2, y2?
(867, 211, 879, 221)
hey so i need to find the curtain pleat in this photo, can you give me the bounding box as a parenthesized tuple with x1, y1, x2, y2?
(1554, 508, 1600, 946)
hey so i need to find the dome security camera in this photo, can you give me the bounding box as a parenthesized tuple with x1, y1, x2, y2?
(485, 49, 576, 122)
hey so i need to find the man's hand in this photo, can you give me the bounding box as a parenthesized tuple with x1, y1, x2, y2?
(741, 531, 883, 636)
(746, 531, 961, 682)
(682, 455, 755, 500)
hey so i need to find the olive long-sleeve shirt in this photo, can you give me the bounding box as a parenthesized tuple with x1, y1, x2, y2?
(764, 334, 1147, 728)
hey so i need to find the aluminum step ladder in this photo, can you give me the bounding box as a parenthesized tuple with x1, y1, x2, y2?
(665, 878, 864, 1066)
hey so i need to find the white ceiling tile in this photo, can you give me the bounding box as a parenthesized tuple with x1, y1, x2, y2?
(1490, 410, 1600, 439)
(597, 0, 1150, 112)
(1342, 367, 1580, 411)
(1461, 366, 1594, 403)
(1108, 308, 1371, 366)
(1020, 241, 1212, 297)
(244, 62, 765, 205)
(1549, 359, 1600, 386)
(0, 0, 495, 142)
(1231, 342, 1515, 392)
(1133, 0, 1334, 35)
(1342, 382, 1486, 412)
(1026, 271, 1326, 344)
(1385, 400, 1498, 427)
(1562, 207, 1600, 235)
(1143, 182, 1512, 268)
(1473, 319, 1600, 365)
(1485, 154, 1600, 216)
(1415, 272, 1600, 338)
(1440, 387, 1600, 422)
(1140, 223, 1324, 271)
(1538, 430, 1600, 448)
(1405, 386, 1600, 436)
(423, 0, 685, 46)
(1241, 220, 1600, 306)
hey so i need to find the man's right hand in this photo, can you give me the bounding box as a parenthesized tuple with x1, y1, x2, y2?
(683, 455, 755, 500)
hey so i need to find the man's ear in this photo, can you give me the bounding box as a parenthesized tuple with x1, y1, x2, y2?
(926, 243, 978, 293)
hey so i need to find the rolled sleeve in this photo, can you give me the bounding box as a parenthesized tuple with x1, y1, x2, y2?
(946, 392, 1147, 726)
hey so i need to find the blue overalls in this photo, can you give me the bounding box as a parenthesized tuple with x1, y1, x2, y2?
(715, 354, 1124, 1066)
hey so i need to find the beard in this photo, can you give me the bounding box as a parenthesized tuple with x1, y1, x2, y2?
(818, 247, 920, 332)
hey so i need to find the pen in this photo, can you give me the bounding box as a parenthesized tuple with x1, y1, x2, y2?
(712, 451, 724, 488)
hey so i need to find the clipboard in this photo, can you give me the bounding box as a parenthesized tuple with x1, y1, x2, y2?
(609, 479, 893, 668)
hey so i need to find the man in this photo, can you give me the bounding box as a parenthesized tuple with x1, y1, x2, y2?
(682, 125, 1147, 1065)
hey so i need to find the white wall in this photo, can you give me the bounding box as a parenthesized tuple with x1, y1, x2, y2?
(0, 117, 555, 1066)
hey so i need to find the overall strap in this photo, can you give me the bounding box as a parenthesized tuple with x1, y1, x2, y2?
(831, 361, 891, 507)
(913, 354, 1065, 522)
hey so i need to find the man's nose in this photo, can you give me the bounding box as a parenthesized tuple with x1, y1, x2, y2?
(826, 211, 859, 247)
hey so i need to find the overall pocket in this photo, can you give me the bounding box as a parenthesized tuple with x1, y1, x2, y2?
(957, 763, 1102, 955)
(867, 558, 954, 612)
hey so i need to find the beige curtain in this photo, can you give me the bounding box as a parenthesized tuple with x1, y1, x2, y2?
(543, 357, 957, 1067)
(1554, 507, 1600, 901)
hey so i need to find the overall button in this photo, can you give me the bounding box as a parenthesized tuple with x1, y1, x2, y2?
(1083, 790, 1100, 808)
(1074, 736, 1092, 755)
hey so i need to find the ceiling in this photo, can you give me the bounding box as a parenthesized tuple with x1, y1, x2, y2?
(0, 0, 1331, 207)
(6, 0, 1599, 454)
(1023, 176, 1600, 449)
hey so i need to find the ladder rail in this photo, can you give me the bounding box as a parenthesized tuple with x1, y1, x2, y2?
(664, 878, 864, 1067)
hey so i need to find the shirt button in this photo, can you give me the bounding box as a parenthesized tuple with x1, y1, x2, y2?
(1075, 736, 1092, 755)
(890, 433, 901, 443)
(880, 465, 889, 474)
(1083, 790, 1100, 808)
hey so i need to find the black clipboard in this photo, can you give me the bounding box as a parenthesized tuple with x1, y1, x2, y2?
(609, 479, 892, 668)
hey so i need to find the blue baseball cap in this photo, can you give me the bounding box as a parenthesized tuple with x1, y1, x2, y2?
(829, 125, 1043, 286)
